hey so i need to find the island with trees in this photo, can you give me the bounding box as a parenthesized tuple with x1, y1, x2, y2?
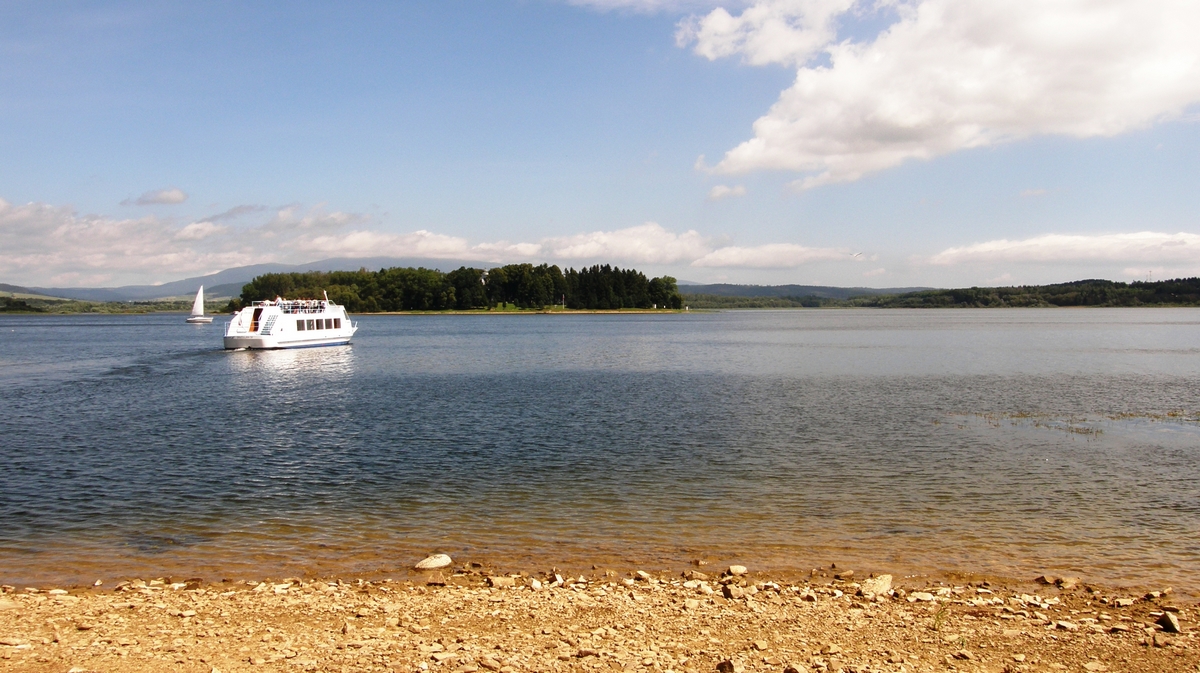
(228, 263, 685, 312)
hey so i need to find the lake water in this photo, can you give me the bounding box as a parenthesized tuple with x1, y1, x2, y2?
(2, 309, 1199, 591)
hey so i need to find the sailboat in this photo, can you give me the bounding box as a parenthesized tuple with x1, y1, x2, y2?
(186, 286, 214, 324)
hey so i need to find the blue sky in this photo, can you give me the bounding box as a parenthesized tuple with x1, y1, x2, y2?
(2, 0, 1199, 287)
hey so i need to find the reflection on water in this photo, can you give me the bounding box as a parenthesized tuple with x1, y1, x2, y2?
(1, 310, 1199, 591)
(226, 343, 356, 379)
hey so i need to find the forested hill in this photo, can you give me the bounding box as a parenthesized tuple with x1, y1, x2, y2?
(233, 264, 683, 312)
(683, 278, 1200, 308)
(855, 278, 1200, 307)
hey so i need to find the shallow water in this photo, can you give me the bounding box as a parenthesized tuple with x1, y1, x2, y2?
(1, 309, 1199, 589)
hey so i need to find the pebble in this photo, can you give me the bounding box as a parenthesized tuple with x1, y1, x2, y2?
(487, 576, 516, 588)
(908, 592, 935, 602)
(415, 554, 453, 570)
(728, 565, 748, 576)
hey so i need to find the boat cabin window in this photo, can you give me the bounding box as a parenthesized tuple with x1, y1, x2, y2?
(307, 319, 316, 330)
(334, 318, 341, 329)
(325, 318, 333, 329)
(296, 319, 306, 331)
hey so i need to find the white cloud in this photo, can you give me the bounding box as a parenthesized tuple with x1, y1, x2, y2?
(0, 198, 256, 286)
(570, 0, 740, 12)
(538, 222, 713, 264)
(677, 0, 852, 66)
(122, 187, 189, 206)
(290, 229, 477, 259)
(930, 232, 1200, 265)
(707, 184, 748, 200)
(1020, 188, 1049, 198)
(692, 242, 847, 267)
(174, 221, 227, 241)
(0, 197, 854, 285)
(862, 267, 886, 276)
(682, 0, 1200, 187)
(265, 204, 365, 232)
(202, 204, 267, 221)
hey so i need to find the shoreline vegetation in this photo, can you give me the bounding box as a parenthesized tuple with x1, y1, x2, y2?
(683, 277, 1200, 309)
(5, 272, 1200, 315)
(1, 562, 1194, 673)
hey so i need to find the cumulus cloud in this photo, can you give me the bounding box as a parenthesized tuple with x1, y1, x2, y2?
(293, 222, 715, 266)
(677, 0, 851, 66)
(0, 197, 856, 285)
(540, 222, 714, 263)
(570, 0, 739, 12)
(707, 184, 747, 200)
(693, 242, 847, 267)
(681, 0, 1200, 187)
(930, 232, 1200, 265)
(264, 204, 366, 232)
(0, 198, 256, 286)
(290, 229, 477, 259)
(122, 187, 189, 206)
(174, 221, 227, 241)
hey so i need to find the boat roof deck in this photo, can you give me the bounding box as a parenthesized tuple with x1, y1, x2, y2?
(250, 299, 336, 314)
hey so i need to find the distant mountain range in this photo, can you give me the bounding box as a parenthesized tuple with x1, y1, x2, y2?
(3, 260, 933, 303)
(5, 257, 486, 302)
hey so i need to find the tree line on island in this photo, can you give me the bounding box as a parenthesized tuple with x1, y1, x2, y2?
(229, 264, 685, 312)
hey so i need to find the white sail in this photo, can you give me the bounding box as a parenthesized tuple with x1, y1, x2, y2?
(190, 286, 205, 316)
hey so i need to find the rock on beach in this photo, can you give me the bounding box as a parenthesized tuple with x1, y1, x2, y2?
(859, 574, 892, 596)
(415, 553, 453, 570)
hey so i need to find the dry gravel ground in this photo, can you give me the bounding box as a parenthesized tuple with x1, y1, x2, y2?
(1, 567, 1196, 673)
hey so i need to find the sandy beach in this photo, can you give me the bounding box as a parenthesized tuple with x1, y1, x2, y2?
(1, 563, 1194, 673)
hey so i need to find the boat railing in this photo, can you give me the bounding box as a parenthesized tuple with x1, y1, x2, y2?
(249, 299, 333, 314)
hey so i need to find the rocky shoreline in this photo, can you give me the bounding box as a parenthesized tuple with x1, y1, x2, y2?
(1, 563, 1194, 673)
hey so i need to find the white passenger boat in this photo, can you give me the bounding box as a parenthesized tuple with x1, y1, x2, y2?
(185, 286, 214, 324)
(224, 294, 357, 349)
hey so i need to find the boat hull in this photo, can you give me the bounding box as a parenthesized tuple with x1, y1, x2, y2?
(186, 316, 215, 324)
(223, 334, 352, 350)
